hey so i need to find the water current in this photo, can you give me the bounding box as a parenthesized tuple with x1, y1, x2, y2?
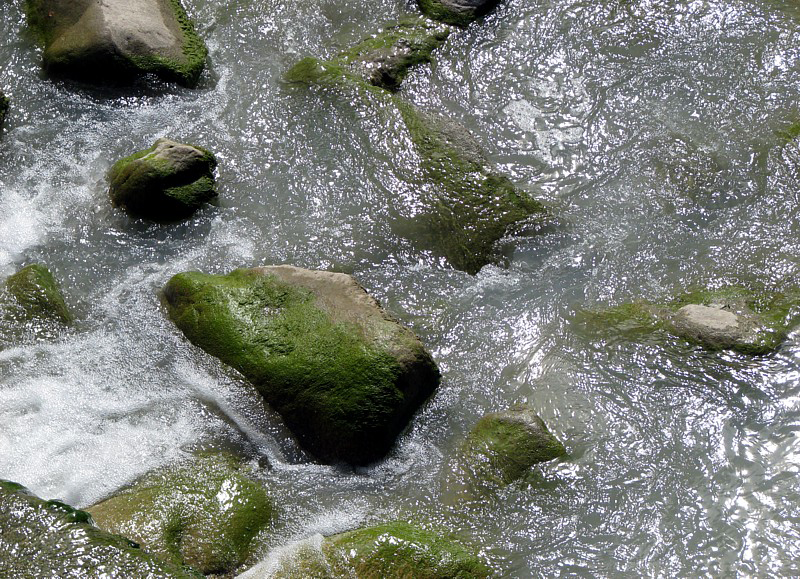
(3, 0, 800, 576)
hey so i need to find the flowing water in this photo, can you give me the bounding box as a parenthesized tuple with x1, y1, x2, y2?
(3, 0, 800, 576)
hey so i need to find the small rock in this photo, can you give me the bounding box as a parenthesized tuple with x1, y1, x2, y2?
(671, 304, 757, 351)
(26, 0, 208, 86)
(417, 0, 503, 26)
(108, 138, 217, 221)
(3, 264, 73, 326)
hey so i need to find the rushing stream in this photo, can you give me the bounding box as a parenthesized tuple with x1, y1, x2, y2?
(3, 0, 800, 575)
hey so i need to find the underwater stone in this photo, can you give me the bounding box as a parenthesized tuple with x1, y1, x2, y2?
(4, 264, 73, 325)
(451, 406, 565, 492)
(0, 92, 8, 129)
(163, 266, 440, 465)
(418, 0, 503, 26)
(0, 480, 201, 578)
(108, 138, 217, 221)
(25, 0, 207, 86)
(88, 453, 272, 576)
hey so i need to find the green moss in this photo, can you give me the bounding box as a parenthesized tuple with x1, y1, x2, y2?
(4, 264, 73, 325)
(163, 268, 439, 465)
(0, 479, 202, 578)
(324, 522, 492, 578)
(417, 0, 499, 27)
(88, 452, 272, 576)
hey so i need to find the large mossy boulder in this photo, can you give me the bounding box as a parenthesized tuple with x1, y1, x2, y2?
(0, 480, 201, 578)
(108, 138, 217, 221)
(25, 0, 207, 86)
(271, 522, 492, 578)
(88, 453, 272, 576)
(287, 36, 545, 274)
(418, 0, 503, 26)
(163, 266, 440, 465)
(582, 286, 800, 355)
(448, 406, 565, 495)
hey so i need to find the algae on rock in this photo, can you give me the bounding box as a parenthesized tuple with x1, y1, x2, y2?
(26, 0, 208, 86)
(163, 266, 440, 465)
(0, 480, 201, 578)
(88, 452, 272, 576)
(418, 0, 503, 27)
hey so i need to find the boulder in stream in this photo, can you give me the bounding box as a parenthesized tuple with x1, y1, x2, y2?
(88, 452, 272, 577)
(270, 522, 492, 578)
(163, 266, 440, 465)
(449, 406, 565, 494)
(108, 138, 217, 221)
(417, 0, 503, 26)
(2, 264, 73, 326)
(581, 285, 800, 355)
(25, 0, 208, 86)
(0, 479, 201, 578)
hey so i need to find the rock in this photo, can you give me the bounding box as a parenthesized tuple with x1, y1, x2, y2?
(163, 266, 440, 465)
(0, 92, 8, 129)
(108, 138, 217, 221)
(286, 48, 545, 274)
(450, 406, 565, 494)
(417, 0, 503, 26)
(2, 264, 73, 326)
(270, 522, 492, 578)
(582, 286, 800, 355)
(0, 479, 201, 578)
(26, 0, 207, 86)
(88, 452, 272, 576)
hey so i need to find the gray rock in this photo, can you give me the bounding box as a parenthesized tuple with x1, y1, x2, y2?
(671, 303, 763, 352)
(108, 138, 217, 221)
(418, 0, 503, 26)
(26, 0, 207, 86)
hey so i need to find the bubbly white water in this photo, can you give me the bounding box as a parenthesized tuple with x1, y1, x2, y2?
(3, 0, 800, 575)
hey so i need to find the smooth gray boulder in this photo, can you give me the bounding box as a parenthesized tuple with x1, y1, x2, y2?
(26, 0, 207, 86)
(671, 304, 763, 351)
(418, 0, 503, 26)
(108, 138, 217, 221)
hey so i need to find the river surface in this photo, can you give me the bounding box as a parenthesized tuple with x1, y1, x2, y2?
(2, 0, 800, 576)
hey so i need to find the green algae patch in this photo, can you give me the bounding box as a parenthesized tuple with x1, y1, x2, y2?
(88, 453, 272, 576)
(108, 138, 217, 221)
(26, 0, 207, 87)
(323, 522, 492, 578)
(163, 266, 440, 465)
(580, 286, 800, 355)
(3, 264, 73, 325)
(418, 0, 502, 27)
(0, 479, 201, 578)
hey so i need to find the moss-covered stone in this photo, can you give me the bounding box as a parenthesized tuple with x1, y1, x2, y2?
(108, 138, 217, 221)
(0, 479, 201, 578)
(417, 0, 502, 27)
(3, 264, 73, 325)
(163, 266, 440, 465)
(286, 39, 546, 274)
(449, 406, 565, 495)
(322, 522, 492, 578)
(581, 285, 800, 355)
(26, 0, 207, 87)
(88, 453, 271, 576)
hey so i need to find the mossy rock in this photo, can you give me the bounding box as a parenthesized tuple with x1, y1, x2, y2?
(108, 138, 217, 221)
(0, 92, 8, 129)
(0, 264, 73, 330)
(163, 266, 440, 465)
(25, 0, 207, 86)
(272, 523, 492, 578)
(0, 479, 201, 578)
(581, 285, 800, 355)
(417, 0, 503, 27)
(286, 46, 545, 274)
(88, 453, 272, 576)
(449, 406, 565, 495)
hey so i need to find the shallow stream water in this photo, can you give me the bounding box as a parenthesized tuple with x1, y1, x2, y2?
(3, 0, 800, 576)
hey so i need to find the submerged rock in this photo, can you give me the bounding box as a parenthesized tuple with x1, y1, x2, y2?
(25, 0, 207, 86)
(287, 42, 545, 274)
(449, 406, 565, 494)
(0, 91, 8, 129)
(108, 138, 217, 221)
(270, 522, 492, 578)
(417, 0, 503, 26)
(2, 264, 73, 326)
(582, 286, 800, 355)
(0, 480, 200, 578)
(88, 453, 272, 576)
(163, 266, 440, 465)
